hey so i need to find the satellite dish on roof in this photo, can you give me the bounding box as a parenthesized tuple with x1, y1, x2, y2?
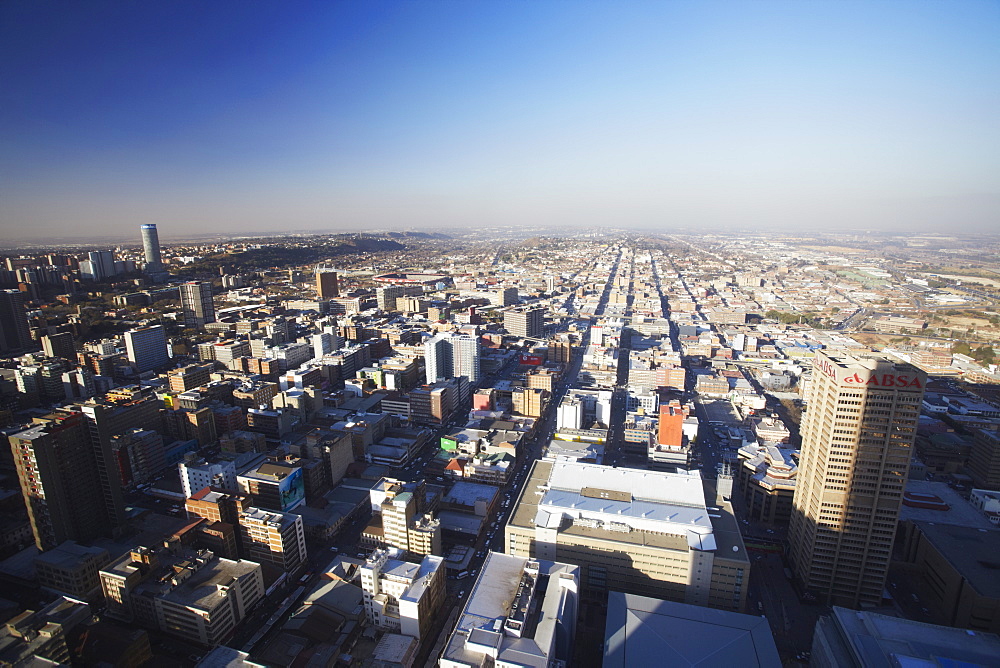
(732, 545, 739, 552)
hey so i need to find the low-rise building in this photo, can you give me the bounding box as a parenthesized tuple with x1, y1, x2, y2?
(100, 546, 264, 646)
(439, 552, 579, 668)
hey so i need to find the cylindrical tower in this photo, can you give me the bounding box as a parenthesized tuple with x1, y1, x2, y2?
(140, 224, 163, 270)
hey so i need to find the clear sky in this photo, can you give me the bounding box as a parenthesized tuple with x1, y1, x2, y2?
(1, 0, 998, 240)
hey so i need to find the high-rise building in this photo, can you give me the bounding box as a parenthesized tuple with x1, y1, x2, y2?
(424, 333, 480, 385)
(139, 224, 168, 281)
(788, 352, 925, 608)
(179, 281, 215, 327)
(9, 411, 108, 550)
(504, 307, 544, 339)
(315, 269, 339, 299)
(968, 428, 1000, 492)
(123, 325, 170, 372)
(40, 332, 75, 360)
(0, 289, 34, 353)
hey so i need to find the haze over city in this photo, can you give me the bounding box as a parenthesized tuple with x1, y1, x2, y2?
(2, 0, 998, 241)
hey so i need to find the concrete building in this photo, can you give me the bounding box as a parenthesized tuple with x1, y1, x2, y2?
(789, 352, 925, 608)
(238, 506, 307, 572)
(359, 549, 446, 640)
(968, 428, 1000, 491)
(439, 552, 579, 668)
(237, 461, 305, 512)
(179, 457, 238, 497)
(100, 546, 264, 646)
(316, 269, 339, 299)
(180, 281, 216, 327)
(366, 477, 442, 558)
(424, 332, 481, 385)
(124, 324, 171, 372)
(604, 593, 780, 668)
(504, 307, 544, 339)
(0, 290, 36, 354)
(33, 541, 111, 601)
(505, 460, 749, 611)
(736, 443, 798, 525)
(41, 332, 76, 360)
(9, 411, 109, 550)
(810, 606, 1000, 668)
(140, 223, 168, 280)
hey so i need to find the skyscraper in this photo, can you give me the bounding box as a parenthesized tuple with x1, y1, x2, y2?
(124, 325, 170, 372)
(788, 352, 925, 608)
(179, 281, 215, 327)
(0, 289, 34, 353)
(140, 224, 168, 280)
(9, 411, 107, 550)
(424, 333, 480, 385)
(315, 269, 339, 299)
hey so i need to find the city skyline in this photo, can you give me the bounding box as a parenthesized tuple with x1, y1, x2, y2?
(2, 0, 998, 240)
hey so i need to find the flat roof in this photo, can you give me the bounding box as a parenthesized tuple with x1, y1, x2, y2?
(603, 592, 780, 668)
(899, 481, 995, 530)
(913, 522, 1000, 599)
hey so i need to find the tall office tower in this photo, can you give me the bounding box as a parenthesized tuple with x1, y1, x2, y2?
(0, 289, 34, 353)
(123, 325, 170, 372)
(179, 281, 215, 327)
(139, 223, 168, 281)
(788, 352, 925, 608)
(9, 411, 107, 550)
(424, 333, 480, 385)
(68, 390, 163, 535)
(504, 307, 544, 339)
(41, 332, 75, 360)
(315, 269, 339, 299)
(86, 251, 116, 281)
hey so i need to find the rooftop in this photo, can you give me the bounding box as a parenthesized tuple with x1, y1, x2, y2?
(603, 592, 780, 668)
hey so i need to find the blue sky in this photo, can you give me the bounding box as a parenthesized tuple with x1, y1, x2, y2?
(1, 0, 998, 239)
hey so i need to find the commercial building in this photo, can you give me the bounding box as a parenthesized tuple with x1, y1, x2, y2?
(238, 506, 307, 572)
(365, 477, 441, 558)
(315, 269, 339, 299)
(179, 456, 238, 497)
(41, 332, 76, 360)
(359, 549, 446, 640)
(735, 443, 798, 525)
(123, 325, 169, 372)
(504, 307, 544, 339)
(439, 552, 579, 668)
(424, 332, 481, 385)
(604, 593, 780, 668)
(788, 352, 925, 608)
(100, 546, 263, 646)
(237, 461, 305, 512)
(139, 223, 168, 280)
(810, 606, 1000, 668)
(0, 289, 35, 353)
(9, 412, 109, 550)
(968, 428, 1000, 491)
(505, 460, 749, 611)
(179, 281, 216, 327)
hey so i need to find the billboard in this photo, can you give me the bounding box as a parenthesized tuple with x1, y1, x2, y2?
(279, 467, 306, 511)
(519, 354, 543, 366)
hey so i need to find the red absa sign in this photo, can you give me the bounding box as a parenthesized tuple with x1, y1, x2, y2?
(843, 373, 923, 389)
(519, 354, 543, 366)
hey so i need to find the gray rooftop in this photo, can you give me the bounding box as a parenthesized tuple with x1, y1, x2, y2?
(603, 592, 780, 668)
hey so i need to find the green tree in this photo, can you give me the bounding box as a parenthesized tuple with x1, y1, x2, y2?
(952, 342, 973, 357)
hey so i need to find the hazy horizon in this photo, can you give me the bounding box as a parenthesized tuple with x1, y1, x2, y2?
(2, 1, 998, 239)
